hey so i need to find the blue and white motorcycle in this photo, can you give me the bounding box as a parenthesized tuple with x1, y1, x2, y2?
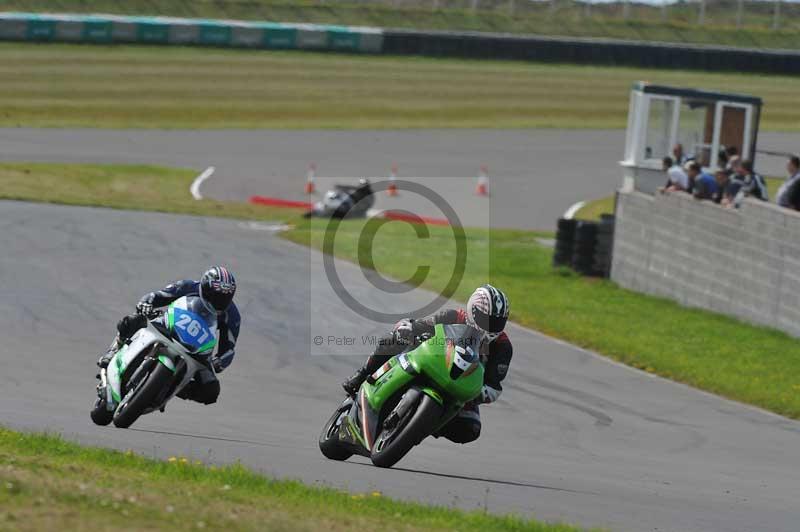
(91, 295, 218, 429)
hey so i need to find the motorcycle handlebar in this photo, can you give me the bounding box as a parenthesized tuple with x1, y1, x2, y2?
(144, 309, 163, 320)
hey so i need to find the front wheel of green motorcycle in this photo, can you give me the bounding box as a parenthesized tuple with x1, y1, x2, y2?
(371, 390, 443, 469)
(319, 404, 354, 461)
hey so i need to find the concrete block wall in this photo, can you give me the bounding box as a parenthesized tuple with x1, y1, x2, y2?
(612, 190, 800, 337)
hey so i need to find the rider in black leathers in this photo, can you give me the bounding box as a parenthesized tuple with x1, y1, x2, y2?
(342, 285, 512, 444)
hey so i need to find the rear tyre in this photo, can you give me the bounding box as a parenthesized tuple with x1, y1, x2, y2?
(371, 390, 444, 469)
(319, 403, 354, 461)
(90, 397, 113, 426)
(113, 362, 173, 429)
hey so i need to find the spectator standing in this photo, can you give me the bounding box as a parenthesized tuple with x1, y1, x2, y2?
(776, 156, 800, 210)
(725, 147, 739, 170)
(727, 155, 741, 174)
(672, 143, 689, 165)
(737, 159, 769, 202)
(660, 156, 689, 192)
(717, 146, 740, 172)
(717, 149, 729, 170)
(685, 162, 718, 200)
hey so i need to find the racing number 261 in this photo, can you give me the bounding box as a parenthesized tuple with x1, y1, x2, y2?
(175, 313, 210, 343)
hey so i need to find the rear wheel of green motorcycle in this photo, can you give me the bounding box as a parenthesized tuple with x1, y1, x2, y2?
(113, 362, 173, 429)
(319, 404, 353, 461)
(371, 391, 443, 469)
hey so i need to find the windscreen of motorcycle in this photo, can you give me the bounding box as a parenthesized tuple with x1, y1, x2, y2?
(442, 324, 482, 380)
(165, 295, 219, 355)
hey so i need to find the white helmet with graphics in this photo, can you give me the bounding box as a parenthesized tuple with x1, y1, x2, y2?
(466, 284, 509, 340)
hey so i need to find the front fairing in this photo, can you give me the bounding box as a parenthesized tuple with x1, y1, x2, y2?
(105, 324, 183, 407)
(405, 324, 484, 403)
(352, 324, 485, 450)
(363, 324, 485, 412)
(106, 327, 161, 404)
(163, 296, 218, 356)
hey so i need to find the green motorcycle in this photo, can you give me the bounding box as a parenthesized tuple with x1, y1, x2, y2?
(319, 323, 484, 468)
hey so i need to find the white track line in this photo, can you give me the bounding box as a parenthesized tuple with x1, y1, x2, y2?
(190, 166, 215, 200)
(238, 221, 292, 232)
(562, 200, 586, 220)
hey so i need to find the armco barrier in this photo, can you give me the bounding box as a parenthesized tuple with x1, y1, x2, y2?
(612, 190, 800, 338)
(0, 13, 382, 53)
(381, 29, 800, 75)
(2, 12, 800, 74)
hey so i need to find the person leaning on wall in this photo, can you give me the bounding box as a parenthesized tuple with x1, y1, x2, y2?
(659, 156, 689, 193)
(685, 162, 718, 201)
(776, 156, 800, 211)
(713, 168, 745, 208)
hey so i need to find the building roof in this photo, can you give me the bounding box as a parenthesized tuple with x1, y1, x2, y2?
(632, 81, 762, 106)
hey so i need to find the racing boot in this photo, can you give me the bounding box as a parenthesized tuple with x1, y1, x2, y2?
(341, 352, 394, 396)
(342, 364, 371, 397)
(97, 335, 122, 369)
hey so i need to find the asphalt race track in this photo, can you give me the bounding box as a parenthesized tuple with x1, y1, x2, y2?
(3, 128, 799, 230)
(0, 128, 786, 232)
(2, 127, 631, 229)
(2, 200, 800, 532)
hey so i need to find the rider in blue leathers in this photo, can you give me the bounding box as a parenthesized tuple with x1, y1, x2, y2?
(98, 266, 240, 405)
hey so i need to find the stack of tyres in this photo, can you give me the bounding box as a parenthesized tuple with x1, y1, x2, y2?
(572, 221, 600, 276)
(594, 215, 615, 277)
(553, 218, 577, 267)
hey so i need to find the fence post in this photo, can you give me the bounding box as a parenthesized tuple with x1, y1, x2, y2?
(623, 0, 631, 20)
(736, 0, 744, 28)
(432, 0, 439, 11)
(550, 0, 556, 16)
(697, 0, 706, 25)
(508, 0, 515, 16)
(772, 0, 781, 30)
(471, 0, 479, 14)
(661, 0, 668, 22)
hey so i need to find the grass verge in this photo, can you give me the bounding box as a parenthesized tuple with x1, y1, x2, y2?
(0, 426, 585, 531)
(1, 43, 800, 130)
(0, 162, 301, 220)
(5, 162, 800, 419)
(9, 0, 800, 49)
(573, 196, 616, 222)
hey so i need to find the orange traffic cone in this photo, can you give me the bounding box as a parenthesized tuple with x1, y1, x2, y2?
(387, 163, 399, 196)
(304, 163, 316, 194)
(475, 165, 489, 196)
